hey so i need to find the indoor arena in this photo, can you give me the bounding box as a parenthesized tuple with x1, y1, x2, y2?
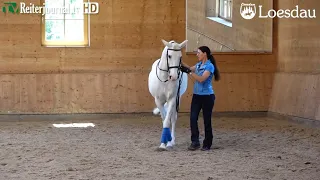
(0, 0, 319, 179)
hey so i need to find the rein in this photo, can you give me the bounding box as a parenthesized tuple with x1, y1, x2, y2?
(155, 48, 183, 113)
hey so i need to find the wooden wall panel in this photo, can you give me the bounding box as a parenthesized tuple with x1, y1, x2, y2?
(212, 73, 274, 112)
(0, 72, 273, 114)
(316, 104, 320, 120)
(276, 8, 320, 72)
(269, 73, 320, 120)
(269, 0, 320, 121)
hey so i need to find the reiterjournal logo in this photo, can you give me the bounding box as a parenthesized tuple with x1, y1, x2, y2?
(240, 3, 316, 20)
(2, 1, 99, 15)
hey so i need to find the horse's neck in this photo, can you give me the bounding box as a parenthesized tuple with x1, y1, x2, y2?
(159, 55, 168, 69)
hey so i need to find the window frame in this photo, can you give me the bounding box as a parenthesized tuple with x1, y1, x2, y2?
(217, 0, 232, 22)
(40, 0, 90, 47)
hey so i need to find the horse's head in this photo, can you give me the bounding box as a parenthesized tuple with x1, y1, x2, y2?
(161, 39, 188, 81)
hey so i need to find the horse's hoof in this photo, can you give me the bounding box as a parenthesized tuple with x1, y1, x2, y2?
(156, 147, 167, 152)
(167, 141, 175, 147)
(166, 146, 174, 150)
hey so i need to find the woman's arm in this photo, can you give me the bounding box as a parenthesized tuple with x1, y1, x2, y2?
(190, 70, 210, 83)
(190, 64, 214, 83)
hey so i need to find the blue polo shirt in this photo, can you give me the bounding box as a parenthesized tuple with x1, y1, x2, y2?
(193, 60, 215, 95)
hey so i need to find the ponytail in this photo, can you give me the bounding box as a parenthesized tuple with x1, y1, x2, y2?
(209, 55, 220, 81)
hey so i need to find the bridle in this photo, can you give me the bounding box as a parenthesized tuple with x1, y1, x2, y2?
(155, 48, 183, 113)
(156, 48, 182, 83)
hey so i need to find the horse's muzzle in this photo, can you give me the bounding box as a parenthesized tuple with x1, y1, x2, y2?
(168, 75, 178, 81)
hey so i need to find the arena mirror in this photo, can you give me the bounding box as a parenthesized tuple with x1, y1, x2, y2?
(186, 0, 273, 53)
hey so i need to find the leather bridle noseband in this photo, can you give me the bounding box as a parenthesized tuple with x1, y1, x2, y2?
(156, 48, 182, 83)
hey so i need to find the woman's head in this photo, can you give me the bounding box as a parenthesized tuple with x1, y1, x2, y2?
(197, 46, 221, 81)
(197, 46, 211, 61)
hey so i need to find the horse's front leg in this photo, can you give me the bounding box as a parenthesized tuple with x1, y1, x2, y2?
(155, 97, 168, 150)
(159, 99, 175, 150)
(155, 97, 166, 121)
(167, 111, 177, 148)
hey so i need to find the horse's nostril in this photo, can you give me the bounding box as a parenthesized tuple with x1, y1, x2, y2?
(169, 76, 172, 79)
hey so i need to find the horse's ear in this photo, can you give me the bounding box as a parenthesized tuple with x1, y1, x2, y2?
(161, 39, 169, 47)
(179, 40, 188, 49)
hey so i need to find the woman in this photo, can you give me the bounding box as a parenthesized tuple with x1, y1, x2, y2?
(180, 46, 220, 151)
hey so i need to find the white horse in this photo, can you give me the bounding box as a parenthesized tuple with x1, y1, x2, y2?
(148, 39, 188, 150)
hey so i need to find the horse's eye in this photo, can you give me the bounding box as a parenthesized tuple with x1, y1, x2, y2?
(168, 55, 172, 58)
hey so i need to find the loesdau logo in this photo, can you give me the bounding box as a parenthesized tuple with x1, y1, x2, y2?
(2, 2, 99, 15)
(240, 3, 316, 19)
(240, 3, 256, 20)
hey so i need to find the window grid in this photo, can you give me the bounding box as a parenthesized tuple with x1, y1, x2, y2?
(218, 0, 232, 21)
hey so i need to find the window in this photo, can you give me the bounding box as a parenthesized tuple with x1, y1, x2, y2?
(218, 0, 232, 21)
(41, 0, 89, 47)
(206, 0, 232, 27)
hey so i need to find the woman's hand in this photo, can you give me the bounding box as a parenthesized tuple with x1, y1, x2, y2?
(180, 66, 191, 74)
(181, 61, 196, 72)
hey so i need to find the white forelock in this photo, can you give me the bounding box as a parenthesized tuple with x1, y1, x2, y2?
(167, 41, 181, 50)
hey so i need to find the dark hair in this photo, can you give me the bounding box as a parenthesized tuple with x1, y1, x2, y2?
(198, 46, 221, 81)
